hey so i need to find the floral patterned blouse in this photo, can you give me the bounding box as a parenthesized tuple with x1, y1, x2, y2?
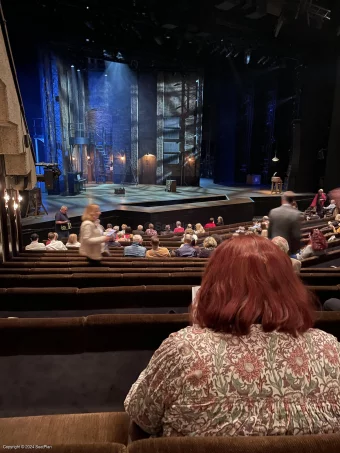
(125, 325, 340, 437)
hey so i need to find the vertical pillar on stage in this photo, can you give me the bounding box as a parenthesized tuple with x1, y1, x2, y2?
(131, 75, 139, 181)
(156, 72, 164, 183)
(325, 56, 340, 192)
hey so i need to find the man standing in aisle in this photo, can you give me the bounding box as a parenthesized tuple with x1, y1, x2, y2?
(55, 205, 71, 239)
(268, 192, 302, 255)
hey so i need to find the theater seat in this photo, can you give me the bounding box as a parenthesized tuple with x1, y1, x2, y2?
(0, 412, 129, 446)
(128, 435, 340, 453)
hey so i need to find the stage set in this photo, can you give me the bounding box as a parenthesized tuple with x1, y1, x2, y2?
(19, 43, 317, 242)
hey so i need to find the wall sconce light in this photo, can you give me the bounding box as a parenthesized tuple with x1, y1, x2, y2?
(13, 202, 18, 210)
(272, 152, 279, 162)
(87, 155, 91, 160)
(18, 194, 23, 202)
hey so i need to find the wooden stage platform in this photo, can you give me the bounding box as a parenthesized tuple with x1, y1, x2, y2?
(21, 179, 314, 244)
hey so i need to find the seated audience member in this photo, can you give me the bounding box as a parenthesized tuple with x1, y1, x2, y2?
(261, 222, 268, 238)
(292, 201, 298, 210)
(161, 224, 173, 235)
(211, 233, 222, 245)
(121, 224, 127, 234)
(124, 235, 146, 257)
(195, 223, 205, 234)
(324, 298, 340, 311)
(66, 233, 81, 249)
(324, 199, 336, 214)
(236, 226, 246, 234)
(124, 226, 133, 240)
(174, 221, 184, 234)
(198, 236, 217, 258)
(262, 215, 270, 227)
(217, 216, 224, 226)
(297, 229, 328, 261)
(114, 225, 120, 233)
(272, 236, 301, 273)
(172, 234, 197, 257)
(184, 227, 195, 235)
(187, 224, 193, 229)
(117, 232, 126, 242)
(45, 232, 67, 251)
(133, 225, 144, 235)
(329, 220, 340, 234)
(125, 235, 340, 437)
(95, 219, 104, 233)
(25, 233, 46, 250)
(146, 236, 170, 258)
(204, 218, 216, 229)
(145, 223, 158, 236)
(105, 224, 114, 233)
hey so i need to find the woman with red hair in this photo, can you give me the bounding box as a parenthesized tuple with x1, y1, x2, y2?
(125, 236, 340, 437)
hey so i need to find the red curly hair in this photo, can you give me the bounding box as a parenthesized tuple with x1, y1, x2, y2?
(194, 235, 316, 336)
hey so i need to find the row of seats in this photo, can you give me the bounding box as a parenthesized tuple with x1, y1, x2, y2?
(0, 411, 339, 453)
(0, 284, 337, 314)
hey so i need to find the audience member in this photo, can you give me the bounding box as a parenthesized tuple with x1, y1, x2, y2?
(79, 204, 110, 265)
(329, 220, 340, 234)
(121, 224, 127, 234)
(204, 218, 216, 229)
(125, 235, 340, 437)
(172, 234, 197, 257)
(161, 225, 173, 235)
(124, 235, 146, 257)
(261, 222, 268, 238)
(216, 216, 224, 226)
(297, 229, 328, 261)
(105, 224, 114, 233)
(324, 298, 340, 311)
(133, 225, 144, 235)
(262, 216, 270, 227)
(55, 205, 71, 239)
(187, 224, 193, 229)
(198, 236, 217, 258)
(268, 191, 302, 254)
(117, 232, 126, 242)
(25, 233, 46, 251)
(46, 232, 68, 251)
(174, 221, 184, 234)
(272, 236, 301, 273)
(324, 199, 336, 214)
(66, 233, 81, 249)
(194, 223, 205, 234)
(124, 226, 133, 240)
(146, 236, 170, 258)
(145, 223, 158, 236)
(211, 233, 222, 245)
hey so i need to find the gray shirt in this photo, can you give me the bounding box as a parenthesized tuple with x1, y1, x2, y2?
(124, 243, 147, 257)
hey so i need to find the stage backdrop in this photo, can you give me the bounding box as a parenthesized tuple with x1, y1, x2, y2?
(38, 52, 203, 193)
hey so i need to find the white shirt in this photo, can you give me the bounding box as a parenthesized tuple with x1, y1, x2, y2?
(25, 241, 46, 251)
(46, 240, 67, 251)
(79, 220, 106, 260)
(66, 242, 81, 249)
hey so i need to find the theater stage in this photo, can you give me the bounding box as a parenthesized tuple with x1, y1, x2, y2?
(21, 179, 314, 243)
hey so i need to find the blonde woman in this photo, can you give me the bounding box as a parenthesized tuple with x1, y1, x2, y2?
(66, 234, 81, 249)
(79, 204, 110, 265)
(198, 236, 217, 258)
(195, 223, 205, 234)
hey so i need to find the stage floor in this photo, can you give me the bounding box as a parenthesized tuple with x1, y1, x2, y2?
(22, 179, 313, 226)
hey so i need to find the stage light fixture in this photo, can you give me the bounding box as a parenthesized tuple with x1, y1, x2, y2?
(104, 74, 108, 77)
(71, 65, 74, 68)
(77, 69, 80, 72)
(272, 152, 279, 162)
(166, 35, 171, 39)
(86, 6, 89, 9)
(86, 38, 90, 42)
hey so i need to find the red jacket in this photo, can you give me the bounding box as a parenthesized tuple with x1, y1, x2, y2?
(204, 222, 216, 229)
(174, 227, 184, 233)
